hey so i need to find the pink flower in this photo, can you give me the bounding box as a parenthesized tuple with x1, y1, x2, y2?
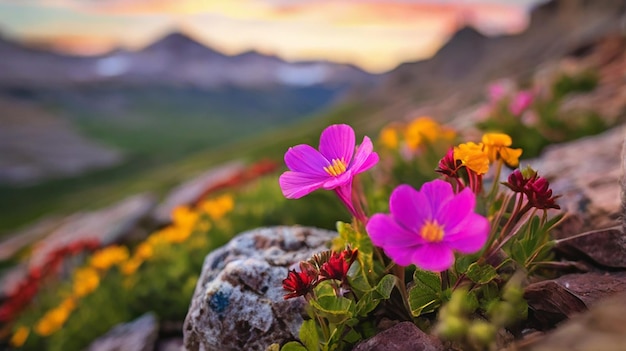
(509, 90, 534, 116)
(279, 124, 379, 218)
(366, 180, 489, 272)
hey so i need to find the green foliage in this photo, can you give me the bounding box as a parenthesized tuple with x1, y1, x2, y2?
(408, 270, 442, 316)
(477, 70, 609, 158)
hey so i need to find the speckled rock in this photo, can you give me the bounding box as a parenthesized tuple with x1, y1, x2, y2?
(183, 226, 336, 351)
(86, 313, 158, 351)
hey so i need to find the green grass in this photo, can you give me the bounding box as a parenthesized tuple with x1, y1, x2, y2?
(0, 97, 382, 236)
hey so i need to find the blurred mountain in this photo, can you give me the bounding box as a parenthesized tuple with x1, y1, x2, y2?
(373, 0, 626, 118)
(0, 32, 378, 89)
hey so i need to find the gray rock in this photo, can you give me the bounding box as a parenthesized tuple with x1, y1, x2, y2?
(183, 226, 336, 351)
(86, 313, 159, 351)
(353, 321, 444, 351)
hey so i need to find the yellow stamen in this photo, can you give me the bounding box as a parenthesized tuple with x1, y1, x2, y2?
(420, 220, 445, 242)
(324, 158, 347, 177)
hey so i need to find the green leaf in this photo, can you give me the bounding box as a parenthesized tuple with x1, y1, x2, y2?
(334, 222, 383, 288)
(408, 269, 442, 316)
(299, 319, 319, 351)
(309, 296, 354, 324)
(373, 274, 396, 300)
(280, 341, 308, 351)
(465, 263, 498, 285)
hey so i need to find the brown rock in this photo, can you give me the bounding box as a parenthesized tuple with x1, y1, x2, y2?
(352, 322, 444, 351)
(555, 226, 626, 269)
(525, 272, 626, 329)
(521, 292, 626, 351)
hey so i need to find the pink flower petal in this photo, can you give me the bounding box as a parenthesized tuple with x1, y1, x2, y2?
(389, 185, 430, 233)
(435, 187, 475, 233)
(284, 144, 329, 176)
(319, 124, 355, 165)
(350, 136, 379, 174)
(367, 213, 425, 248)
(445, 213, 489, 254)
(382, 244, 419, 267)
(412, 244, 455, 272)
(322, 171, 352, 190)
(279, 171, 328, 199)
(420, 180, 454, 216)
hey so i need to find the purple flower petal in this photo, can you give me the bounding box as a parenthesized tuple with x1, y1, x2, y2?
(368, 180, 490, 273)
(284, 144, 330, 176)
(322, 171, 352, 190)
(350, 136, 379, 174)
(420, 180, 454, 218)
(383, 244, 420, 267)
(411, 244, 455, 272)
(367, 213, 425, 248)
(445, 213, 489, 254)
(319, 124, 355, 165)
(389, 185, 430, 233)
(435, 187, 475, 233)
(279, 171, 327, 199)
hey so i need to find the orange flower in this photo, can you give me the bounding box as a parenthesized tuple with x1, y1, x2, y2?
(34, 298, 76, 336)
(379, 124, 401, 149)
(454, 142, 490, 175)
(405, 117, 456, 151)
(72, 267, 100, 297)
(90, 246, 129, 271)
(172, 206, 199, 230)
(10, 326, 29, 347)
(200, 194, 235, 221)
(481, 133, 522, 167)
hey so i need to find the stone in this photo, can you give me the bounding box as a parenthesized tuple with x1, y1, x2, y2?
(525, 272, 626, 329)
(86, 313, 159, 351)
(521, 292, 626, 351)
(352, 321, 444, 351)
(153, 161, 245, 224)
(183, 226, 336, 351)
(527, 126, 624, 230)
(555, 227, 626, 269)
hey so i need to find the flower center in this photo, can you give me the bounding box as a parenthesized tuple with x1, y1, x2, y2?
(420, 220, 444, 242)
(324, 158, 347, 177)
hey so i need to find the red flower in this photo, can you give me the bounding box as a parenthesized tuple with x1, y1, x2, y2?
(282, 262, 318, 300)
(319, 248, 358, 282)
(527, 177, 560, 210)
(435, 147, 461, 179)
(504, 168, 560, 210)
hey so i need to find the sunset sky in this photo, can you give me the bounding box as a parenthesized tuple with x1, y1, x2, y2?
(0, 0, 546, 72)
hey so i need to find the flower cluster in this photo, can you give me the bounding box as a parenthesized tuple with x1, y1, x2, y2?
(0, 239, 99, 324)
(9, 194, 236, 348)
(379, 116, 456, 155)
(33, 245, 129, 337)
(278, 123, 563, 351)
(283, 247, 358, 300)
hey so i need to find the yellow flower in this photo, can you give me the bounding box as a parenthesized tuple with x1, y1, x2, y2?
(481, 133, 523, 167)
(90, 246, 129, 271)
(454, 142, 490, 175)
(121, 258, 142, 276)
(404, 117, 456, 150)
(200, 194, 235, 221)
(379, 124, 400, 149)
(73, 267, 100, 297)
(161, 226, 191, 244)
(135, 242, 154, 260)
(172, 206, 199, 229)
(10, 326, 29, 347)
(34, 298, 76, 337)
